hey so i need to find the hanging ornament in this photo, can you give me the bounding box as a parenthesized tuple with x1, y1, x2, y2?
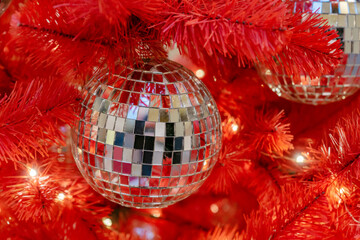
(71, 59, 222, 208)
(257, 0, 360, 105)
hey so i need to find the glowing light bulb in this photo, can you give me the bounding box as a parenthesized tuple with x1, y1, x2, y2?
(210, 203, 219, 213)
(102, 217, 112, 227)
(231, 124, 239, 132)
(337, 187, 348, 204)
(296, 155, 305, 163)
(151, 209, 162, 218)
(29, 168, 37, 177)
(195, 69, 205, 78)
(57, 193, 65, 201)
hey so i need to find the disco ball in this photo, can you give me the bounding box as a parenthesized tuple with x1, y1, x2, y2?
(257, 0, 360, 105)
(71, 59, 222, 208)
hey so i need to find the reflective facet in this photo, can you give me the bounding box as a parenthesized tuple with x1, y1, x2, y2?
(258, 0, 360, 105)
(72, 59, 222, 208)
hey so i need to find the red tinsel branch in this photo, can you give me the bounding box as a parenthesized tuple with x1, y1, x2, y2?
(2, 174, 60, 222)
(0, 78, 79, 163)
(206, 225, 239, 239)
(8, 0, 166, 79)
(160, 0, 342, 79)
(0, 149, 114, 237)
(263, 12, 342, 82)
(242, 183, 335, 240)
(246, 110, 294, 157)
(243, 110, 360, 239)
(6, 0, 342, 82)
(200, 111, 249, 194)
(63, 0, 164, 32)
(160, 0, 290, 66)
(201, 106, 294, 196)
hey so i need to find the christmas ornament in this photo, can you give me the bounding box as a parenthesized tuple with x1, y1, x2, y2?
(72, 59, 222, 208)
(257, 0, 360, 105)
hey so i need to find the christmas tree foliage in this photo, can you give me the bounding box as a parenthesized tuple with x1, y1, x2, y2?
(1, 0, 360, 239)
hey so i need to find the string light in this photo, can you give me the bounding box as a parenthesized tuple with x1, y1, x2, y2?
(195, 69, 205, 78)
(296, 155, 305, 163)
(231, 124, 239, 132)
(29, 168, 37, 177)
(336, 187, 349, 204)
(151, 209, 162, 218)
(210, 203, 219, 213)
(57, 193, 65, 201)
(102, 217, 112, 227)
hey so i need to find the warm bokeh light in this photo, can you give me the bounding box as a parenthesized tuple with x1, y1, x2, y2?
(102, 217, 112, 227)
(336, 187, 350, 204)
(232, 124, 239, 132)
(57, 193, 65, 201)
(151, 209, 162, 218)
(210, 203, 219, 213)
(29, 168, 37, 177)
(296, 155, 305, 163)
(195, 69, 205, 78)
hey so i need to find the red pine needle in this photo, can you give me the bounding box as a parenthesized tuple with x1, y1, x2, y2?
(243, 110, 360, 239)
(160, 0, 290, 67)
(0, 78, 79, 163)
(247, 110, 294, 157)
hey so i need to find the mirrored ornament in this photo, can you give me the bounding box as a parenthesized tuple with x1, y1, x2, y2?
(257, 0, 360, 105)
(71, 59, 222, 208)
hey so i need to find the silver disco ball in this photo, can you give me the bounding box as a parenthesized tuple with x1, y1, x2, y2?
(71, 59, 222, 208)
(258, 0, 360, 105)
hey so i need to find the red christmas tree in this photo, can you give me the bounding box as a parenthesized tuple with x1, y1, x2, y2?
(0, 0, 359, 239)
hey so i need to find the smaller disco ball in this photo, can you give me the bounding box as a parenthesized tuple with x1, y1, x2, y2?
(257, 0, 360, 105)
(72, 59, 222, 208)
(257, 61, 360, 105)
